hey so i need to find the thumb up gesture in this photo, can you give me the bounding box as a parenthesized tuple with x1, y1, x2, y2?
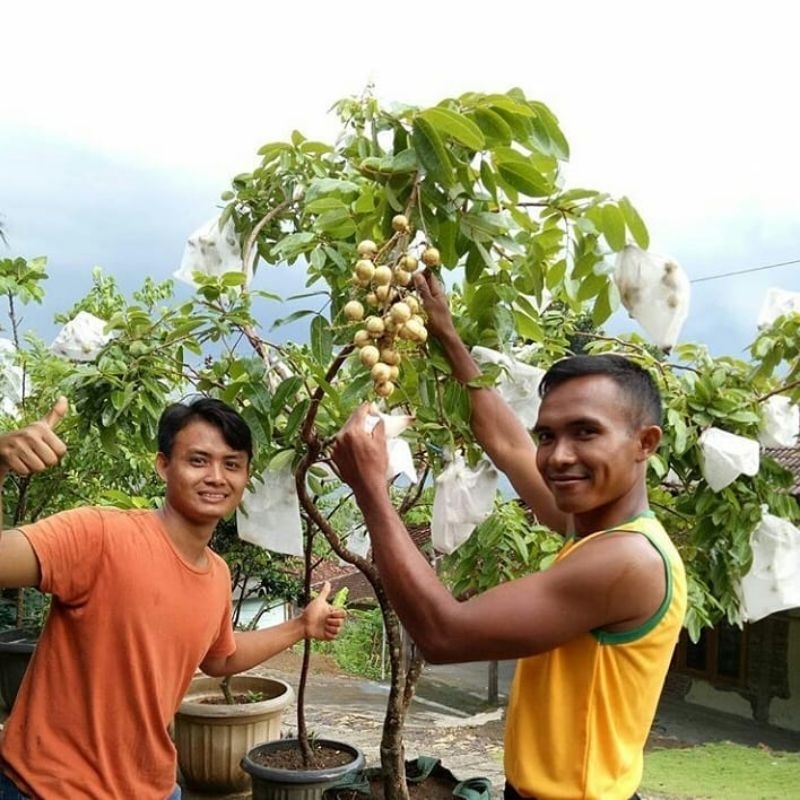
(0, 397, 69, 477)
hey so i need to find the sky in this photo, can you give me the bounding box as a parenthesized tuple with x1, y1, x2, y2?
(1, 0, 798, 358)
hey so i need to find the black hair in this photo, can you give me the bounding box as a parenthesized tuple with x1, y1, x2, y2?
(539, 354, 662, 428)
(157, 397, 253, 461)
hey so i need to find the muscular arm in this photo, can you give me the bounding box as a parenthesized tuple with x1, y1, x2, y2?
(200, 582, 346, 677)
(332, 406, 666, 664)
(414, 272, 568, 533)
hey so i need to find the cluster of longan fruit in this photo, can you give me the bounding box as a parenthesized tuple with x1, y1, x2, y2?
(343, 214, 441, 398)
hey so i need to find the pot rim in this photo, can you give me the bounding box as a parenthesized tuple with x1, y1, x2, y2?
(241, 737, 365, 783)
(176, 675, 294, 719)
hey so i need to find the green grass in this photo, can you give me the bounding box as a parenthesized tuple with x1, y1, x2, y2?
(642, 742, 800, 799)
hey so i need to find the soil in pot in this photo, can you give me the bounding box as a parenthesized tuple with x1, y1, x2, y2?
(251, 740, 356, 771)
(360, 774, 456, 800)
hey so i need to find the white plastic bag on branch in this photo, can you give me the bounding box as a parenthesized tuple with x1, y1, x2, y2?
(613, 244, 690, 352)
(758, 395, 799, 448)
(698, 427, 760, 492)
(0, 338, 24, 418)
(431, 452, 498, 554)
(50, 311, 112, 362)
(756, 287, 800, 329)
(345, 526, 371, 559)
(363, 410, 417, 483)
(174, 216, 249, 288)
(471, 346, 546, 429)
(237, 462, 303, 557)
(738, 509, 800, 622)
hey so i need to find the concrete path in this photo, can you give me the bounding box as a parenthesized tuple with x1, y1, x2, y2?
(182, 656, 800, 799)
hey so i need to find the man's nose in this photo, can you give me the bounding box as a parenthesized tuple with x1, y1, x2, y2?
(549, 437, 576, 465)
(205, 462, 225, 482)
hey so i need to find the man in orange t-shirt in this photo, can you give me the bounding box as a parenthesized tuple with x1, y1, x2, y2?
(0, 397, 345, 799)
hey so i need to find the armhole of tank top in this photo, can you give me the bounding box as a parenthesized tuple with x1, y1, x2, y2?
(593, 528, 673, 645)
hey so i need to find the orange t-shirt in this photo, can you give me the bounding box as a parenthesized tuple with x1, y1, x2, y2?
(0, 507, 236, 799)
(504, 512, 687, 800)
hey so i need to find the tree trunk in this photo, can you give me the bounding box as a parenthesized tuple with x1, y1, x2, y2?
(378, 603, 410, 800)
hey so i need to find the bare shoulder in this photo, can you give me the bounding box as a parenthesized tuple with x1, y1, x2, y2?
(560, 531, 666, 627)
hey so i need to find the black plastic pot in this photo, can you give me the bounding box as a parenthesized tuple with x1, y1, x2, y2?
(0, 628, 37, 712)
(242, 738, 365, 800)
(325, 755, 492, 799)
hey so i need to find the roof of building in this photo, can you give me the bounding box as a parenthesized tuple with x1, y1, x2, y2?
(763, 447, 800, 494)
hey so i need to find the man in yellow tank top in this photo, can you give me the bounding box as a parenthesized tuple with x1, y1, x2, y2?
(332, 271, 687, 800)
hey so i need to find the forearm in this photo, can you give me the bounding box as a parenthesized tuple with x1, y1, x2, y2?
(354, 484, 460, 662)
(435, 329, 567, 532)
(435, 328, 527, 457)
(202, 617, 307, 676)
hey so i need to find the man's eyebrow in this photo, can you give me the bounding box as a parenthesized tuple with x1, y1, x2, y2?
(532, 416, 602, 433)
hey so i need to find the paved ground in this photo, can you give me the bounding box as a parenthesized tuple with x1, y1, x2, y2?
(182, 653, 800, 799)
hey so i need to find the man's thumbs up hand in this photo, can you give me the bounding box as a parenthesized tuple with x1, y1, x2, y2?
(42, 396, 69, 431)
(0, 397, 69, 477)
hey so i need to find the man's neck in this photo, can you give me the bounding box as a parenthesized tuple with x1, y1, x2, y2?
(154, 507, 214, 568)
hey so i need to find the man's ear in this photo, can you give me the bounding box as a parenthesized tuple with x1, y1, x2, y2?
(637, 425, 662, 460)
(155, 452, 168, 481)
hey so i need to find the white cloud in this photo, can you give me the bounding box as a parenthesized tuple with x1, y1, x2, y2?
(2, 0, 799, 356)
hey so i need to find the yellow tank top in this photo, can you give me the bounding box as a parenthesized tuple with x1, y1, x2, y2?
(504, 512, 686, 800)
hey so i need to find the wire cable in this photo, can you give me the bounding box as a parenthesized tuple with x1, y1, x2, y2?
(690, 258, 800, 284)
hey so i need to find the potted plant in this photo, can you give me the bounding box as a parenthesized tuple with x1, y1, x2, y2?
(174, 673, 295, 795)
(242, 737, 364, 800)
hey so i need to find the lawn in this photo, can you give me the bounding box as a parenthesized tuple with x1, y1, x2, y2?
(641, 741, 800, 799)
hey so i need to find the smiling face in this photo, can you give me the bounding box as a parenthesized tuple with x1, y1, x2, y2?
(533, 374, 661, 535)
(156, 419, 250, 529)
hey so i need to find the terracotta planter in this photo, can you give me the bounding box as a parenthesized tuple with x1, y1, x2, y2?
(242, 738, 365, 800)
(174, 674, 294, 794)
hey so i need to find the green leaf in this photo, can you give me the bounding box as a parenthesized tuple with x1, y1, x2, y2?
(419, 107, 486, 150)
(479, 159, 498, 201)
(268, 449, 296, 472)
(576, 271, 607, 302)
(494, 149, 552, 197)
(591, 282, 615, 327)
(411, 117, 453, 188)
(619, 197, 650, 249)
(471, 107, 513, 145)
(530, 101, 570, 160)
(310, 315, 333, 364)
(283, 399, 309, 440)
(271, 376, 303, 411)
(600, 205, 626, 251)
(513, 309, 544, 341)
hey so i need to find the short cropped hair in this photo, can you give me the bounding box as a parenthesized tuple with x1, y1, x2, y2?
(157, 397, 253, 462)
(539, 354, 662, 428)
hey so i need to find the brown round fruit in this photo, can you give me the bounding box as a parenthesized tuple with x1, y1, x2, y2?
(371, 362, 392, 383)
(421, 247, 441, 267)
(353, 329, 372, 348)
(357, 240, 378, 258)
(375, 381, 395, 397)
(359, 345, 380, 367)
(372, 265, 393, 286)
(392, 214, 410, 233)
(355, 259, 376, 283)
(365, 316, 385, 336)
(400, 254, 419, 272)
(390, 302, 412, 324)
(344, 300, 365, 321)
